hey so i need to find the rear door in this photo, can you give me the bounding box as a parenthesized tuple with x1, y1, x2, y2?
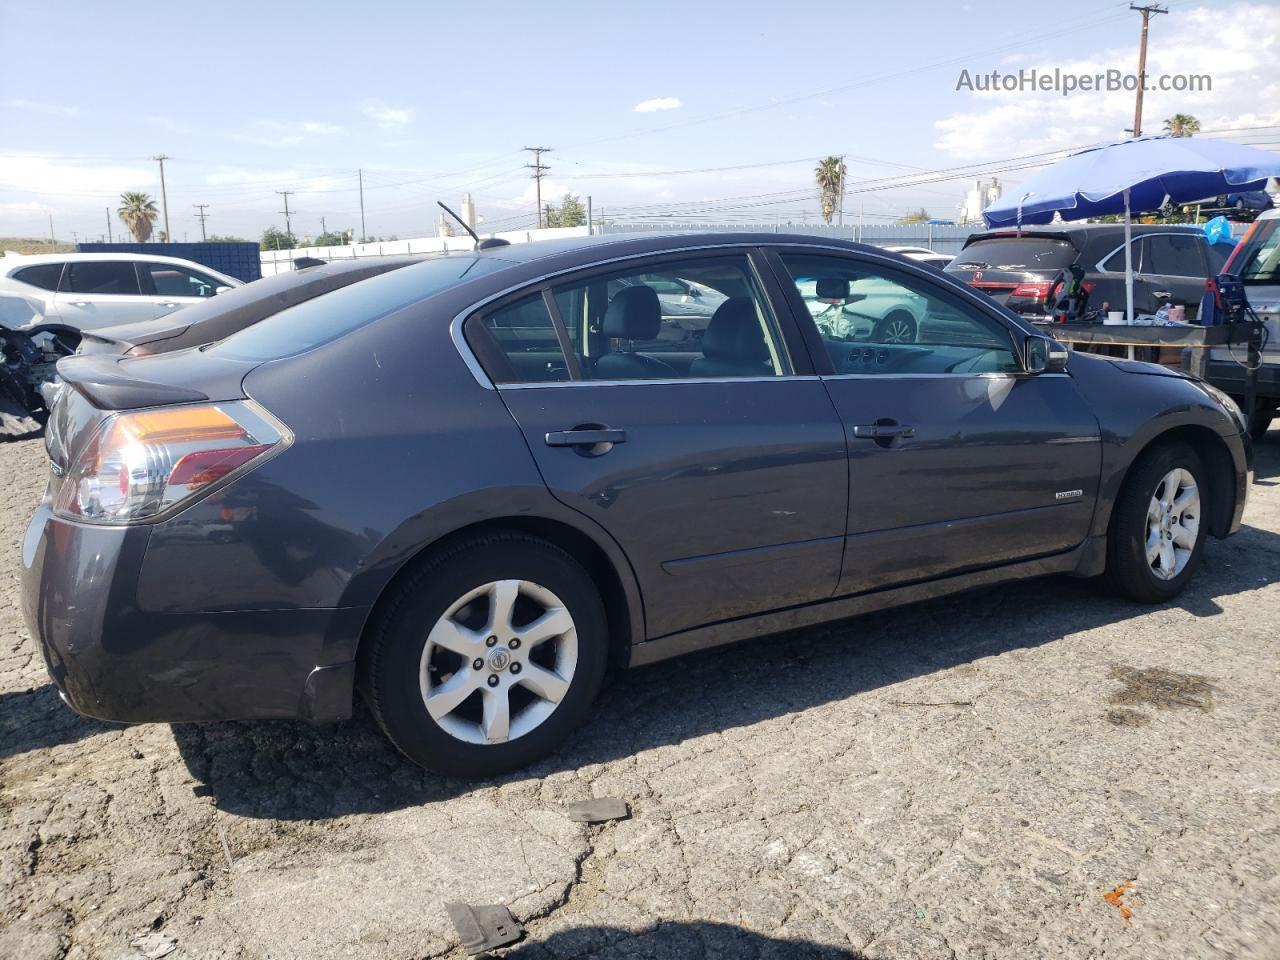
(1142, 233, 1213, 319)
(465, 249, 849, 639)
(771, 248, 1101, 595)
(52, 261, 150, 330)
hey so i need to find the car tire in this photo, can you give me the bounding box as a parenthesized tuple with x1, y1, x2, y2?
(1103, 441, 1208, 603)
(873, 310, 918, 344)
(361, 531, 608, 778)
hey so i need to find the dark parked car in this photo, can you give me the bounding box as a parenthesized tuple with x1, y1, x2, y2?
(77, 255, 427, 357)
(23, 233, 1250, 777)
(947, 224, 1232, 320)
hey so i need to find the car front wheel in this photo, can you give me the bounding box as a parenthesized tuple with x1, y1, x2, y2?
(362, 532, 608, 777)
(873, 311, 918, 344)
(1104, 442, 1208, 602)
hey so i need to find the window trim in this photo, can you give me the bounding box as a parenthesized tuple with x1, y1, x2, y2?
(461, 246, 810, 388)
(762, 247, 1027, 377)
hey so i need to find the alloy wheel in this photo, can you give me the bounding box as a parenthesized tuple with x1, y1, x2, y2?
(419, 579, 578, 745)
(1146, 468, 1200, 581)
(881, 317, 914, 343)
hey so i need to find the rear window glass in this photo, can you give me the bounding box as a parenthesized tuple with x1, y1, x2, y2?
(948, 238, 1076, 271)
(65, 261, 141, 295)
(210, 256, 514, 361)
(1233, 218, 1280, 284)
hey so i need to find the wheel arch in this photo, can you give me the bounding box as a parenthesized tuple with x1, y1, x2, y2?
(353, 514, 644, 680)
(1106, 424, 1240, 539)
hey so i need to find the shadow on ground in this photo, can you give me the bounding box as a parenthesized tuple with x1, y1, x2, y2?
(0, 683, 116, 761)
(171, 495, 1280, 819)
(505, 921, 864, 958)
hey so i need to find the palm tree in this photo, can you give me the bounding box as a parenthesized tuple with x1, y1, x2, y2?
(1163, 114, 1201, 137)
(117, 191, 158, 243)
(814, 156, 846, 225)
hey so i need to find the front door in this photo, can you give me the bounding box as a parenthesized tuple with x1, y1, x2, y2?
(466, 251, 849, 639)
(771, 249, 1102, 596)
(138, 261, 226, 318)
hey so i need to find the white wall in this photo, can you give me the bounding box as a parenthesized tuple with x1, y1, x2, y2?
(259, 226, 590, 276)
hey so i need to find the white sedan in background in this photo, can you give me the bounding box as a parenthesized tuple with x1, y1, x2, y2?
(0, 252, 241, 332)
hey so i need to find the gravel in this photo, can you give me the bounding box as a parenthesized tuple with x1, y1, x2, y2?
(2, 431, 1278, 959)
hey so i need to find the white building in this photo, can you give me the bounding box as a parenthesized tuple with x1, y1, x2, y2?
(959, 178, 1002, 224)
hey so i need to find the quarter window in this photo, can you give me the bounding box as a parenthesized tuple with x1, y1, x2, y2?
(13, 263, 63, 291)
(64, 261, 141, 296)
(477, 294, 571, 383)
(778, 253, 1020, 375)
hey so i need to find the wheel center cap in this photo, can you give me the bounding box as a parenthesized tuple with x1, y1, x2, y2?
(487, 648, 512, 672)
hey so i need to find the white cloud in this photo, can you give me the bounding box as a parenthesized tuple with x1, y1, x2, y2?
(232, 119, 343, 147)
(934, 3, 1280, 162)
(7, 98, 79, 117)
(0, 153, 153, 198)
(364, 100, 413, 130)
(634, 97, 682, 113)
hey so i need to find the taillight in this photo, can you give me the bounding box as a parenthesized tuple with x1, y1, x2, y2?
(1011, 281, 1053, 301)
(53, 401, 288, 524)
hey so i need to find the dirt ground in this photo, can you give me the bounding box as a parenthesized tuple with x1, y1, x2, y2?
(1, 431, 1278, 960)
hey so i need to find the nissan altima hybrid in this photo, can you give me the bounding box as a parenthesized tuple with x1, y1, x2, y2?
(22, 233, 1251, 777)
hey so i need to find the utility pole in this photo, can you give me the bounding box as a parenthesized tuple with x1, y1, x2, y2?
(276, 191, 295, 238)
(1129, 4, 1167, 137)
(321, 215, 327, 237)
(523, 146, 552, 228)
(153, 154, 171, 242)
(71, 230, 78, 245)
(48, 214, 56, 246)
(587, 195, 593, 234)
(358, 168, 366, 241)
(105, 206, 113, 243)
(193, 204, 210, 241)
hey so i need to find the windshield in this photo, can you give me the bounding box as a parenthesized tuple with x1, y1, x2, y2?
(210, 255, 514, 361)
(948, 237, 1076, 271)
(1232, 218, 1280, 284)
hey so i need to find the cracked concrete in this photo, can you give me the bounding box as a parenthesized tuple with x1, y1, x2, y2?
(1, 432, 1279, 959)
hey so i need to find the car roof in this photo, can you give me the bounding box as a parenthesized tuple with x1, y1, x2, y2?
(969, 223, 1205, 241)
(0, 250, 244, 279)
(471, 231, 889, 267)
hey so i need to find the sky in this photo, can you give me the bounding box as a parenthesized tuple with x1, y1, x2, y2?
(1, 0, 1277, 244)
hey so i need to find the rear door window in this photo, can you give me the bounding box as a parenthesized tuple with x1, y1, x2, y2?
(13, 263, 63, 290)
(1147, 234, 1208, 277)
(63, 261, 142, 295)
(144, 263, 223, 298)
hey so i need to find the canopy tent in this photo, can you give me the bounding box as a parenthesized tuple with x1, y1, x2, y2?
(982, 136, 1280, 321)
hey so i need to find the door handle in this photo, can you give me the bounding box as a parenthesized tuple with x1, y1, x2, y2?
(155, 300, 180, 308)
(1153, 290, 1171, 298)
(852, 423, 915, 439)
(545, 428, 626, 448)
(69, 300, 91, 307)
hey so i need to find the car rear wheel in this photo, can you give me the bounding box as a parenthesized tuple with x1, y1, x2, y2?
(362, 531, 607, 777)
(1104, 442, 1208, 602)
(872, 310, 918, 344)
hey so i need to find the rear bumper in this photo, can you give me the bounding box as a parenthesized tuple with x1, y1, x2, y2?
(21, 503, 365, 724)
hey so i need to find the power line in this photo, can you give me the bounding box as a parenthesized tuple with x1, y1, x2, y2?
(524, 147, 552, 227)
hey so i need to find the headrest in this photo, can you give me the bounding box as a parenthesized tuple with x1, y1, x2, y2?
(702, 297, 772, 364)
(816, 277, 849, 301)
(602, 285, 661, 339)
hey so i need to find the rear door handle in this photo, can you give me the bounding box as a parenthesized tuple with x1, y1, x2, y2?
(545, 428, 627, 447)
(155, 300, 180, 308)
(852, 423, 914, 439)
(69, 300, 92, 307)
(1153, 290, 1171, 298)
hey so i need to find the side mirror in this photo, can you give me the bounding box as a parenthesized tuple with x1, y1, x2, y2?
(214, 285, 234, 295)
(1025, 336, 1069, 373)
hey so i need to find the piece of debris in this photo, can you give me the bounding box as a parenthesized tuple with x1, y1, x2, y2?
(129, 932, 177, 959)
(1103, 881, 1137, 921)
(1105, 707, 1150, 727)
(560, 797, 631, 824)
(445, 903, 523, 955)
(1108, 665, 1214, 713)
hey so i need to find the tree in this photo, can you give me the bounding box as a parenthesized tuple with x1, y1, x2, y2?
(260, 227, 296, 251)
(545, 193, 587, 228)
(814, 156, 846, 225)
(898, 208, 930, 224)
(1163, 113, 1200, 137)
(313, 231, 347, 247)
(205, 234, 247, 243)
(117, 192, 158, 243)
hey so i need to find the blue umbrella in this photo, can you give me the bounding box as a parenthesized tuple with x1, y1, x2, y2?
(982, 136, 1280, 320)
